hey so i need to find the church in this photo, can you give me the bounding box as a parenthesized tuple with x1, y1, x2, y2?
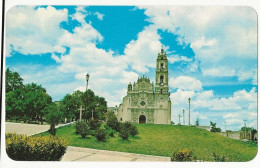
(117, 48, 171, 124)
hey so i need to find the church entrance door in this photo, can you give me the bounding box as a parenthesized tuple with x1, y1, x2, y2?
(139, 115, 146, 124)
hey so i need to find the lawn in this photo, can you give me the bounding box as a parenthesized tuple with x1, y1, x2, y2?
(39, 124, 257, 161)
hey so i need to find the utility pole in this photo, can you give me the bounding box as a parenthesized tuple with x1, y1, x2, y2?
(183, 109, 185, 125)
(177, 114, 182, 125)
(188, 97, 191, 125)
(243, 120, 247, 139)
(224, 121, 227, 137)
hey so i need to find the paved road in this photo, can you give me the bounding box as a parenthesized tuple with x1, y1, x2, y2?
(62, 146, 170, 162)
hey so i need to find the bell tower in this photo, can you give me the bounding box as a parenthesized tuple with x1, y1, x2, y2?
(155, 47, 169, 94)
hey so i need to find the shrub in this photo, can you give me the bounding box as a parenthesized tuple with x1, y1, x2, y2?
(107, 115, 120, 131)
(119, 127, 129, 140)
(75, 121, 82, 134)
(88, 118, 101, 130)
(75, 121, 90, 138)
(170, 149, 194, 161)
(21, 116, 29, 123)
(6, 133, 68, 161)
(104, 124, 116, 137)
(129, 125, 138, 137)
(95, 129, 107, 141)
(213, 153, 225, 162)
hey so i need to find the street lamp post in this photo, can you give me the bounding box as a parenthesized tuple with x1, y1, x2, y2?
(177, 114, 182, 125)
(188, 97, 191, 125)
(183, 109, 185, 125)
(86, 73, 90, 91)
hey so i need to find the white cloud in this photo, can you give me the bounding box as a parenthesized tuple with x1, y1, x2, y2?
(191, 36, 217, 49)
(223, 113, 240, 119)
(94, 12, 104, 20)
(124, 26, 161, 73)
(169, 76, 202, 91)
(225, 119, 243, 125)
(170, 86, 257, 128)
(139, 6, 257, 83)
(236, 69, 257, 84)
(167, 55, 192, 64)
(6, 6, 68, 56)
(202, 67, 235, 77)
(120, 71, 139, 84)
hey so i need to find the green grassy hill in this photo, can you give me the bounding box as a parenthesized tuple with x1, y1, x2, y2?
(40, 124, 257, 161)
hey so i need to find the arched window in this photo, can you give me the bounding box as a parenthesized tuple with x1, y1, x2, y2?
(160, 75, 164, 85)
(160, 63, 164, 70)
(160, 89, 163, 94)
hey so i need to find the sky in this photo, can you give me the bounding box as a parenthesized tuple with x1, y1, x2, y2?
(5, 6, 257, 131)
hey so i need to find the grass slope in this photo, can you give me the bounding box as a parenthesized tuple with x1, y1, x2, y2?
(40, 124, 257, 161)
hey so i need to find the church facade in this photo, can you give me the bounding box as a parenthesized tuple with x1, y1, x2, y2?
(117, 48, 171, 124)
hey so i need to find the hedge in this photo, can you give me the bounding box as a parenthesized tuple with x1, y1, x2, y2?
(6, 133, 68, 161)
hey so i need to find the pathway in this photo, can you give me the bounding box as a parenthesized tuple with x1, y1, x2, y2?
(61, 146, 171, 162)
(5, 122, 73, 136)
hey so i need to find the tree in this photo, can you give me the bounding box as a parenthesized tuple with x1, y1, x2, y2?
(195, 118, 199, 126)
(23, 83, 52, 122)
(210, 121, 221, 132)
(6, 68, 24, 93)
(6, 82, 52, 122)
(61, 89, 107, 121)
(94, 96, 107, 120)
(44, 103, 63, 136)
(61, 94, 79, 122)
(81, 90, 96, 120)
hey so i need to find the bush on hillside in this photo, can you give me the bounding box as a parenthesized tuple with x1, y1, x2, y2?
(118, 122, 139, 140)
(107, 115, 120, 131)
(129, 125, 138, 137)
(119, 127, 129, 140)
(95, 129, 107, 141)
(6, 133, 68, 161)
(75, 121, 90, 138)
(213, 153, 225, 162)
(88, 118, 101, 131)
(170, 149, 194, 161)
(104, 124, 116, 137)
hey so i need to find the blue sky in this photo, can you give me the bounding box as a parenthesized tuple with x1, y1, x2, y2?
(5, 6, 257, 131)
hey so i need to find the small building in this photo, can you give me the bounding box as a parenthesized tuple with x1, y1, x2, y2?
(117, 48, 171, 124)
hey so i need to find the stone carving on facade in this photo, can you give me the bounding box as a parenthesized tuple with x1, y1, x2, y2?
(131, 109, 154, 124)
